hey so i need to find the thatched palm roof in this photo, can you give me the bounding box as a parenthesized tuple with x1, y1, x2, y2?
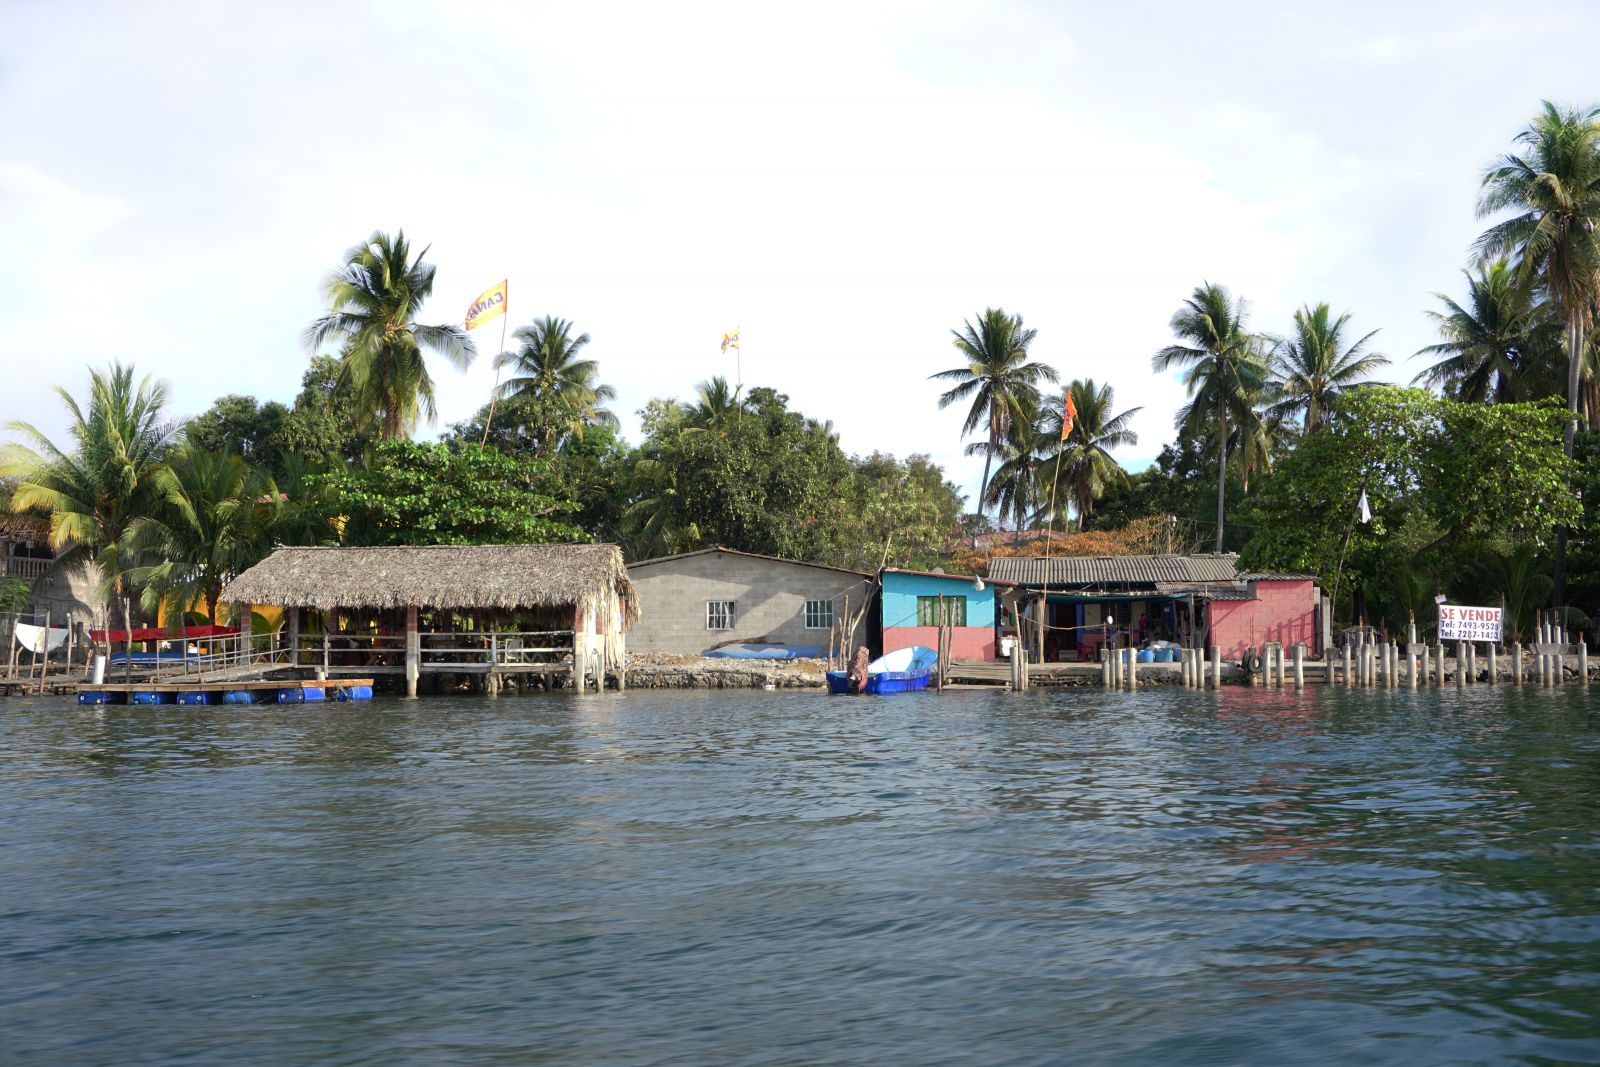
(0, 511, 50, 543)
(223, 544, 638, 617)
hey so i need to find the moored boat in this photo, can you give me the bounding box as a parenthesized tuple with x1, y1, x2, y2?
(826, 645, 939, 694)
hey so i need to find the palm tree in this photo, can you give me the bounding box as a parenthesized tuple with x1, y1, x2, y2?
(684, 376, 747, 436)
(1152, 284, 1262, 551)
(303, 230, 474, 441)
(1414, 259, 1556, 403)
(1, 364, 176, 632)
(1268, 303, 1389, 432)
(128, 445, 275, 625)
(931, 309, 1058, 533)
(1477, 102, 1600, 606)
(1038, 380, 1141, 531)
(492, 317, 617, 456)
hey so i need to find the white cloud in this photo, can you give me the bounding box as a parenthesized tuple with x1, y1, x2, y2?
(3, 0, 1598, 509)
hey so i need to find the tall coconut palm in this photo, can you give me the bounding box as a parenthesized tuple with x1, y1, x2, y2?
(684, 376, 747, 436)
(1414, 259, 1557, 403)
(975, 393, 1046, 540)
(493, 316, 617, 456)
(127, 445, 276, 625)
(1267, 303, 1389, 432)
(1037, 380, 1141, 532)
(931, 309, 1058, 533)
(1, 363, 176, 629)
(1477, 102, 1600, 606)
(1152, 284, 1262, 551)
(303, 230, 474, 441)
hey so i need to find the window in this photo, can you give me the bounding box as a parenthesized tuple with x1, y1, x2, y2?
(804, 599, 833, 630)
(707, 600, 735, 630)
(916, 595, 966, 627)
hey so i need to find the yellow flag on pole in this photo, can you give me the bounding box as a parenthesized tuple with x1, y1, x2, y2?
(721, 329, 740, 353)
(465, 281, 508, 331)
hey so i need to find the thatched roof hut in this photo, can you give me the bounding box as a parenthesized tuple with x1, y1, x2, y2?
(223, 543, 638, 618)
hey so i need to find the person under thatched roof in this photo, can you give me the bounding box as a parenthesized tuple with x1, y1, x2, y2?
(222, 543, 639, 617)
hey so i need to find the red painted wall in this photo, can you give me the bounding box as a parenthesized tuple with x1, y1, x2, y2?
(1205, 580, 1318, 660)
(884, 625, 996, 662)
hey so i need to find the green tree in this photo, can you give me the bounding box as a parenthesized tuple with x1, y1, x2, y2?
(1414, 259, 1558, 403)
(1153, 284, 1265, 551)
(317, 441, 584, 546)
(1, 364, 176, 627)
(1478, 102, 1600, 605)
(128, 445, 276, 624)
(1268, 303, 1388, 432)
(1048, 379, 1141, 531)
(489, 317, 617, 455)
(932, 309, 1057, 534)
(623, 387, 851, 560)
(186, 395, 293, 472)
(821, 452, 965, 572)
(303, 230, 474, 441)
(684, 376, 748, 436)
(1240, 388, 1578, 621)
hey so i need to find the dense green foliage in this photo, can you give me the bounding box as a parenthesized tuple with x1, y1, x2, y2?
(1239, 388, 1578, 631)
(317, 442, 585, 547)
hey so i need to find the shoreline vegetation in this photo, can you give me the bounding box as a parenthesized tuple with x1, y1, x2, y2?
(3, 102, 1599, 675)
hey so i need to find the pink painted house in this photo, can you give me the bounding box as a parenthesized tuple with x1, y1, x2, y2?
(1204, 576, 1320, 661)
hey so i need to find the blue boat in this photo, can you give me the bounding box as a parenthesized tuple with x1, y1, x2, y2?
(826, 645, 939, 695)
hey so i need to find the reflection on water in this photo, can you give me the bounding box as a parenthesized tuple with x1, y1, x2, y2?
(3, 686, 1600, 1065)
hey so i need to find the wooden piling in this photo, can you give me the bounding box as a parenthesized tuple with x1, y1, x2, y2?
(404, 605, 420, 699)
(1465, 643, 1476, 686)
(1581, 642, 1589, 687)
(1455, 641, 1465, 689)
(1512, 642, 1522, 685)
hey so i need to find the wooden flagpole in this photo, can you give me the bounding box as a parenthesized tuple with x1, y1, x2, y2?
(479, 283, 510, 447)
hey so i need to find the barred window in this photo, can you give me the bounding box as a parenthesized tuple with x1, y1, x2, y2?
(916, 596, 966, 627)
(707, 600, 735, 630)
(804, 599, 833, 629)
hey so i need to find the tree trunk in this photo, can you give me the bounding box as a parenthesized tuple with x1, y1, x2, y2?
(974, 425, 995, 548)
(1215, 372, 1229, 553)
(1555, 317, 1584, 608)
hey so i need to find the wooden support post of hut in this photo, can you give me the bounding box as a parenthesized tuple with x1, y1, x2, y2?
(288, 606, 300, 669)
(405, 605, 420, 698)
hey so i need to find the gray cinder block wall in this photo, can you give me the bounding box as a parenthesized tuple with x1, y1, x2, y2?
(627, 548, 873, 655)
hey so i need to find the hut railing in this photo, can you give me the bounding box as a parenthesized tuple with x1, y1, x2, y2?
(419, 630, 575, 668)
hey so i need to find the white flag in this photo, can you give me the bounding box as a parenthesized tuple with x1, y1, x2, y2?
(1358, 489, 1372, 524)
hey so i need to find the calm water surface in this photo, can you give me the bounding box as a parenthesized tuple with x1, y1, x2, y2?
(3, 686, 1600, 1065)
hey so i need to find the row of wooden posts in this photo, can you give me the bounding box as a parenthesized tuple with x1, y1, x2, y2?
(1094, 638, 1591, 691)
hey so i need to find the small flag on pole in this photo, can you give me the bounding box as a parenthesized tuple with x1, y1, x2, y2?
(1358, 489, 1372, 524)
(721, 329, 740, 354)
(465, 281, 508, 331)
(1061, 388, 1077, 441)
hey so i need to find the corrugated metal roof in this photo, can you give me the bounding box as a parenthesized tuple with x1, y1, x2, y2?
(1237, 572, 1316, 582)
(986, 554, 1241, 586)
(1203, 590, 1257, 601)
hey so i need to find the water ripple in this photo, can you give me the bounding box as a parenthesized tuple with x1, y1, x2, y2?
(2, 686, 1599, 1065)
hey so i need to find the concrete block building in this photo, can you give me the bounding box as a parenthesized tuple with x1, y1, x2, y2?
(625, 548, 873, 656)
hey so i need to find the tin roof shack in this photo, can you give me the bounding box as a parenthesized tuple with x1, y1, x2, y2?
(223, 543, 636, 695)
(985, 554, 1326, 663)
(877, 568, 1014, 663)
(625, 548, 874, 657)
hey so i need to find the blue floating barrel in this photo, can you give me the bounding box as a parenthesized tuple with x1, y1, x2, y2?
(1154, 648, 1175, 663)
(177, 691, 216, 706)
(300, 687, 326, 702)
(1137, 650, 1155, 663)
(346, 685, 373, 701)
(222, 689, 269, 704)
(78, 690, 125, 705)
(130, 691, 174, 705)
(276, 688, 303, 704)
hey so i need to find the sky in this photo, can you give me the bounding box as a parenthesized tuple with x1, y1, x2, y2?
(3, 0, 1599, 506)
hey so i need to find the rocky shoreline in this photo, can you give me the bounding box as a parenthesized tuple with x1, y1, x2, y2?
(623, 652, 829, 689)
